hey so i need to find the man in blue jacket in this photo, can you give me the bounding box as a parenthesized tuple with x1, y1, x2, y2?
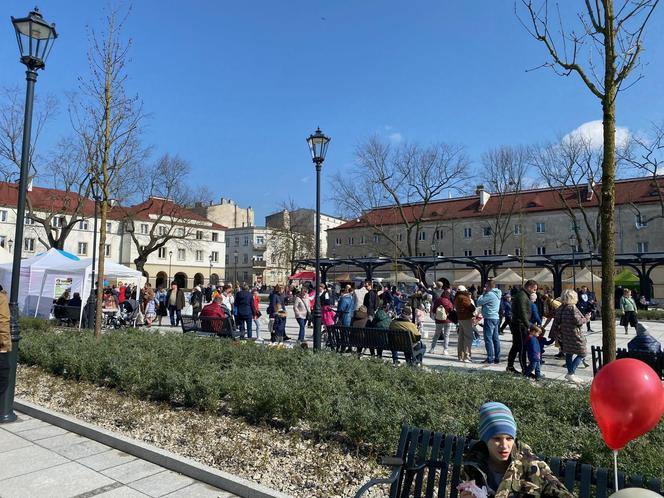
(234, 284, 257, 339)
(476, 278, 502, 364)
(628, 323, 662, 353)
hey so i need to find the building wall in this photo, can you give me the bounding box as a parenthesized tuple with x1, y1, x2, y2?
(190, 198, 254, 229)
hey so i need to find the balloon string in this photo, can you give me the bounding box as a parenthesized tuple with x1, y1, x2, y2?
(613, 450, 619, 493)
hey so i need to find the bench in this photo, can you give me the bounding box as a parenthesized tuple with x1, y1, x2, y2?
(355, 425, 662, 498)
(327, 325, 425, 365)
(53, 305, 82, 327)
(180, 315, 243, 339)
(591, 345, 664, 379)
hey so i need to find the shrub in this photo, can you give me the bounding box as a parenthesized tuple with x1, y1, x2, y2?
(17, 321, 664, 480)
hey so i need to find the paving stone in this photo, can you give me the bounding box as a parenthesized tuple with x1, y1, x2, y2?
(129, 470, 195, 497)
(0, 444, 68, 480)
(37, 432, 110, 459)
(0, 427, 33, 452)
(101, 458, 164, 484)
(16, 424, 69, 441)
(0, 461, 115, 498)
(1, 416, 51, 433)
(77, 448, 137, 471)
(163, 482, 237, 498)
(95, 486, 152, 497)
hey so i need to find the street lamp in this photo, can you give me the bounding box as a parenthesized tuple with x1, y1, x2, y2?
(208, 254, 213, 286)
(86, 185, 101, 329)
(431, 240, 438, 283)
(569, 235, 577, 291)
(1, 8, 57, 424)
(307, 127, 331, 351)
(168, 250, 173, 284)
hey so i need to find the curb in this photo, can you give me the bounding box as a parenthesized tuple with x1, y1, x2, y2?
(14, 398, 293, 498)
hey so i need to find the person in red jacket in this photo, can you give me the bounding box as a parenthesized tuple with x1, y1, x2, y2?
(431, 289, 454, 355)
(199, 297, 226, 333)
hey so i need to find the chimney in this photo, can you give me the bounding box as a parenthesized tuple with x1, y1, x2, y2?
(476, 185, 490, 211)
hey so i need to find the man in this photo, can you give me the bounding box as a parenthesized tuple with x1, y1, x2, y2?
(576, 286, 594, 332)
(165, 282, 185, 327)
(363, 281, 379, 321)
(190, 285, 203, 319)
(507, 279, 537, 374)
(353, 281, 369, 311)
(476, 278, 502, 364)
(234, 284, 257, 338)
(0, 289, 11, 409)
(199, 296, 226, 334)
(389, 305, 426, 364)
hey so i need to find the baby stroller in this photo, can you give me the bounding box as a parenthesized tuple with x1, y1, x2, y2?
(108, 299, 140, 329)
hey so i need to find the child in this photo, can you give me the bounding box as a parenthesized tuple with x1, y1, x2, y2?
(272, 303, 288, 343)
(524, 324, 544, 380)
(415, 304, 426, 337)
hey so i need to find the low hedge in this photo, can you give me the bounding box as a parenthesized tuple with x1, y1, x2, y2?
(615, 309, 664, 321)
(17, 322, 664, 479)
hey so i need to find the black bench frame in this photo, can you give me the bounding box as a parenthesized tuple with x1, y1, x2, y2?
(327, 325, 425, 365)
(53, 305, 82, 327)
(591, 345, 664, 379)
(355, 425, 662, 498)
(180, 315, 243, 339)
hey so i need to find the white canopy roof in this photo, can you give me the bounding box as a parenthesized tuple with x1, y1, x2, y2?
(563, 267, 602, 284)
(454, 269, 481, 284)
(493, 268, 523, 285)
(532, 268, 554, 284)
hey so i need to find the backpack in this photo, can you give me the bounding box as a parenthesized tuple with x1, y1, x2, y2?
(435, 305, 447, 321)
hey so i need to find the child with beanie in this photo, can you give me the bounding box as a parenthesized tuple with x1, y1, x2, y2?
(459, 401, 573, 498)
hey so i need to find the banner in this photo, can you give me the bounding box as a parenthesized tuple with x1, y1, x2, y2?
(54, 277, 73, 299)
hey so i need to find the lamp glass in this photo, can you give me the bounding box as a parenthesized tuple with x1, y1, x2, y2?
(307, 127, 330, 162)
(12, 9, 57, 68)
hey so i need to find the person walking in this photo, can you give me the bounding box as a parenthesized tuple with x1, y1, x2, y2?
(336, 287, 354, 327)
(363, 282, 379, 321)
(165, 282, 185, 327)
(620, 288, 638, 335)
(293, 288, 310, 342)
(551, 289, 590, 383)
(234, 284, 257, 339)
(499, 293, 512, 335)
(454, 285, 476, 363)
(576, 286, 594, 332)
(267, 285, 286, 342)
(506, 280, 537, 374)
(190, 285, 203, 319)
(155, 285, 168, 326)
(252, 288, 262, 339)
(476, 279, 502, 364)
(431, 288, 454, 355)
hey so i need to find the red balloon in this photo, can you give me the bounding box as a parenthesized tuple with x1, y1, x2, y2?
(590, 358, 664, 450)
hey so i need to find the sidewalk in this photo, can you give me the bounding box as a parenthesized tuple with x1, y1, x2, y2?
(0, 412, 237, 498)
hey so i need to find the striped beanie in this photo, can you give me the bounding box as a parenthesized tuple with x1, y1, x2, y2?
(479, 402, 517, 443)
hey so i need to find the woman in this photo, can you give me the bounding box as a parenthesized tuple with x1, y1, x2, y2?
(293, 288, 310, 342)
(454, 285, 476, 363)
(620, 288, 638, 335)
(252, 288, 262, 339)
(336, 287, 354, 327)
(155, 285, 168, 326)
(431, 289, 454, 355)
(459, 402, 573, 498)
(551, 289, 589, 384)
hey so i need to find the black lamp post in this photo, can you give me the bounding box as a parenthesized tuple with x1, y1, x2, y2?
(431, 241, 437, 283)
(233, 249, 238, 285)
(168, 251, 173, 284)
(569, 235, 577, 291)
(307, 127, 330, 351)
(86, 186, 101, 329)
(1, 8, 57, 424)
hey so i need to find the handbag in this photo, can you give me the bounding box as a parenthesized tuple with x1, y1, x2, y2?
(448, 309, 458, 324)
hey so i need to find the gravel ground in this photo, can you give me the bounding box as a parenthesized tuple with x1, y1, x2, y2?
(16, 365, 388, 498)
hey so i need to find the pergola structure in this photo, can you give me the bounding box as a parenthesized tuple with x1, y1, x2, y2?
(295, 252, 664, 298)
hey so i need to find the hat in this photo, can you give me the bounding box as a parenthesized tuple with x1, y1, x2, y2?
(479, 402, 517, 443)
(457, 285, 467, 292)
(636, 323, 649, 336)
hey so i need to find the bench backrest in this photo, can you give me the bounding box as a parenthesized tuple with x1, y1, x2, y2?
(181, 315, 234, 337)
(385, 425, 661, 498)
(591, 346, 664, 379)
(327, 325, 412, 353)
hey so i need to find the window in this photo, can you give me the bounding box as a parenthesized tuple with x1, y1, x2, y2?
(637, 241, 649, 253)
(243, 271, 249, 282)
(536, 222, 545, 233)
(196, 250, 203, 261)
(360, 235, 366, 244)
(77, 242, 88, 255)
(464, 228, 472, 238)
(636, 214, 648, 228)
(158, 247, 167, 259)
(0, 210, 7, 222)
(140, 223, 148, 234)
(348, 237, 354, 245)
(78, 220, 89, 230)
(233, 253, 238, 263)
(52, 216, 65, 228)
(515, 247, 522, 256)
(418, 231, 426, 241)
(464, 249, 473, 256)
(483, 227, 492, 237)
(254, 255, 263, 261)
(210, 251, 219, 263)
(335, 237, 341, 246)
(256, 236, 264, 245)
(158, 225, 167, 236)
(243, 253, 249, 263)
(396, 234, 403, 242)
(105, 244, 111, 257)
(177, 248, 186, 260)
(212, 232, 218, 242)
(484, 249, 493, 255)
(177, 227, 185, 237)
(536, 246, 546, 255)
(0, 236, 6, 248)
(24, 238, 35, 252)
(106, 222, 112, 233)
(514, 224, 522, 235)
(225, 254, 229, 264)
(243, 236, 249, 246)
(196, 230, 204, 240)
(234, 236, 239, 245)
(24, 216, 35, 225)
(373, 234, 381, 244)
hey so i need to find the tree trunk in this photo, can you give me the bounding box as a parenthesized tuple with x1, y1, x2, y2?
(134, 256, 146, 274)
(600, 1, 617, 363)
(94, 199, 108, 340)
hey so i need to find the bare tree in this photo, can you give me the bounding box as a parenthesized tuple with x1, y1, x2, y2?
(331, 136, 471, 260)
(621, 121, 664, 223)
(481, 146, 530, 255)
(71, 7, 146, 338)
(120, 154, 201, 274)
(267, 200, 316, 276)
(518, 0, 661, 361)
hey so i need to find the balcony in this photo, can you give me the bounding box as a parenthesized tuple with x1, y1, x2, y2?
(253, 242, 267, 251)
(252, 260, 267, 268)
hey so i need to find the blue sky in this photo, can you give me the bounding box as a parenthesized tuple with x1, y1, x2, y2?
(1, 1, 663, 223)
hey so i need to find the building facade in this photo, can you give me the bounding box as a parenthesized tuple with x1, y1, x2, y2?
(265, 208, 346, 257)
(190, 197, 254, 229)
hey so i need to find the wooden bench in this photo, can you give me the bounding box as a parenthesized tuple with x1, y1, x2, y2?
(327, 325, 425, 365)
(591, 345, 664, 379)
(355, 425, 662, 498)
(180, 315, 243, 339)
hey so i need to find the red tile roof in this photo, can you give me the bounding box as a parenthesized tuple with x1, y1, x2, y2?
(330, 176, 664, 230)
(113, 197, 227, 230)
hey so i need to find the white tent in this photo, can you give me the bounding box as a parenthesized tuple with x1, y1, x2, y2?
(36, 258, 142, 324)
(532, 268, 554, 284)
(0, 246, 12, 264)
(454, 269, 481, 284)
(0, 248, 81, 316)
(563, 267, 602, 285)
(493, 268, 523, 285)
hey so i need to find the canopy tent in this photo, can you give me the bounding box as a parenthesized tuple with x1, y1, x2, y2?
(615, 269, 640, 288)
(0, 246, 12, 264)
(375, 271, 419, 283)
(0, 248, 81, 317)
(289, 271, 315, 281)
(334, 273, 354, 282)
(454, 269, 481, 285)
(532, 268, 554, 284)
(493, 268, 523, 285)
(563, 267, 602, 285)
(36, 258, 142, 325)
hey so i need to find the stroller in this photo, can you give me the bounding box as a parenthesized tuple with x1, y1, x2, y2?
(107, 299, 141, 329)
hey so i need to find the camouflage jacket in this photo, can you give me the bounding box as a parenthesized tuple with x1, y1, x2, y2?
(461, 440, 575, 498)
